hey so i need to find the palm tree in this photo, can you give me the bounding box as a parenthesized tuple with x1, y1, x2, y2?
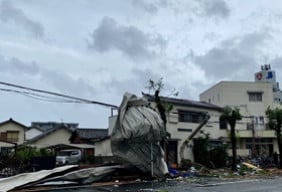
(265, 106, 282, 168)
(220, 106, 242, 171)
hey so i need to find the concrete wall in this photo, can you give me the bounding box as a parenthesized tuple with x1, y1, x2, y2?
(200, 81, 273, 118)
(95, 138, 112, 156)
(108, 115, 117, 136)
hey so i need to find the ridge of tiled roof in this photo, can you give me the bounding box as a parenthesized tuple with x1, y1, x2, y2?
(0, 118, 28, 129)
(76, 128, 108, 139)
(142, 93, 222, 111)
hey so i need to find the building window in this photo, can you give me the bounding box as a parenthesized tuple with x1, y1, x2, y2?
(248, 92, 263, 102)
(6, 131, 19, 142)
(178, 110, 205, 123)
(246, 123, 253, 130)
(219, 117, 227, 129)
(177, 128, 192, 132)
(0, 132, 7, 140)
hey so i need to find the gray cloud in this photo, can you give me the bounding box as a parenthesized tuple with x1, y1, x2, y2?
(197, 0, 230, 19)
(99, 67, 165, 101)
(132, 0, 158, 14)
(88, 17, 167, 61)
(194, 31, 271, 79)
(270, 57, 282, 71)
(101, 66, 182, 100)
(0, 54, 96, 98)
(10, 58, 40, 75)
(0, 0, 44, 38)
(41, 69, 96, 98)
(131, 0, 169, 14)
(0, 54, 40, 75)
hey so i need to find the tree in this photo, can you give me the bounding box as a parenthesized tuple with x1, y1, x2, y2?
(265, 106, 282, 168)
(146, 78, 178, 130)
(220, 106, 242, 171)
(145, 78, 178, 163)
(193, 132, 228, 168)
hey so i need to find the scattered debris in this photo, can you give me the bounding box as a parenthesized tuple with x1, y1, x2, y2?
(0, 160, 281, 192)
(0, 165, 78, 192)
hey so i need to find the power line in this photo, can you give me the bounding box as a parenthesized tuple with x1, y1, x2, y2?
(0, 81, 118, 109)
(0, 88, 82, 103)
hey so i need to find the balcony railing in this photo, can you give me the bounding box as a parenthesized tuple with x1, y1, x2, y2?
(238, 130, 275, 138)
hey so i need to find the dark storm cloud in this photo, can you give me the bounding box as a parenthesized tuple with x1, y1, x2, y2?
(194, 32, 270, 79)
(0, 0, 44, 38)
(88, 17, 167, 61)
(197, 0, 230, 19)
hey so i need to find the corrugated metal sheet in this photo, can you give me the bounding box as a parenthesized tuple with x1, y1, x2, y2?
(0, 165, 77, 192)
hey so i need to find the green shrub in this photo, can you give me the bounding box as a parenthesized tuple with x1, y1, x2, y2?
(193, 133, 228, 168)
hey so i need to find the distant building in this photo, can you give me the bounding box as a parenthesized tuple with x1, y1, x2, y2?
(0, 118, 27, 156)
(200, 64, 281, 157)
(25, 122, 78, 142)
(27, 124, 74, 148)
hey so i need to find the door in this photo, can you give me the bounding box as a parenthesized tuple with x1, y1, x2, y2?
(166, 140, 178, 167)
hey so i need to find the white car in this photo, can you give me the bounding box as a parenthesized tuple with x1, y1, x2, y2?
(56, 149, 81, 166)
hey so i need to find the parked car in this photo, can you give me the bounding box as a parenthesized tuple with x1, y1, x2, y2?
(56, 149, 81, 166)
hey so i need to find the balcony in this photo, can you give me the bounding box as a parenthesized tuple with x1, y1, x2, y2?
(238, 130, 276, 138)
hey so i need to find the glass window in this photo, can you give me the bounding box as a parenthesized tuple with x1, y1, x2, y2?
(248, 92, 263, 102)
(0, 132, 7, 140)
(178, 110, 205, 123)
(6, 131, 19, 142)
(219, 117, 227, 129)
(177, 128, 192, 132)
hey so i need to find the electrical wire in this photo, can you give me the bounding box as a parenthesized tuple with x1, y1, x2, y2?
(0, 88, 82, 103)
(0, 81, 118, 108)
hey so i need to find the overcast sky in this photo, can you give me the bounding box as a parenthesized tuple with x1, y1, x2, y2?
(1, 0, 282, 128)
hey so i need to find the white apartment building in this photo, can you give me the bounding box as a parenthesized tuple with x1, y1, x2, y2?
(200, 64, 281, 158)
(142, 93, 224, 166)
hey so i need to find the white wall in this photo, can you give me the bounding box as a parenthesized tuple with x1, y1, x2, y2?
(108, 115, 117, 136)
(95, 138, 112, 156)
(200, 81, 273, 116)
(31, 128, 72, 148)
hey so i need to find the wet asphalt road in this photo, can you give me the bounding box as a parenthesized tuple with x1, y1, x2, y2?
(44, 176, 282, 192)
